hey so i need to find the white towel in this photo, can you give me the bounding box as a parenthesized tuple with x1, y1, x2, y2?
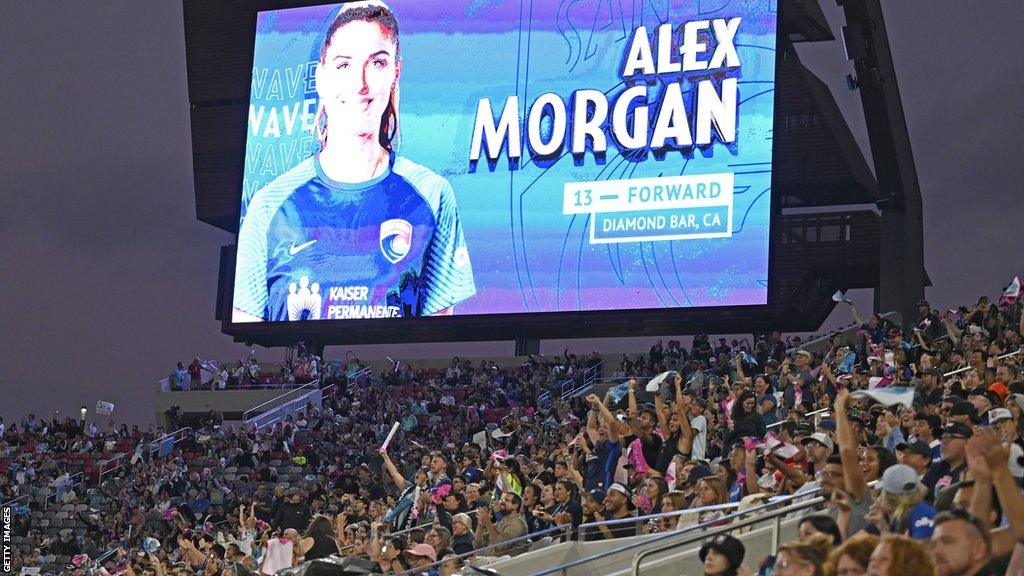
(260, 538, 293, 575)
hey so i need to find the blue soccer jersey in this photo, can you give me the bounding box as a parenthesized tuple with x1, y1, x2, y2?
(233, 153, 476, 321)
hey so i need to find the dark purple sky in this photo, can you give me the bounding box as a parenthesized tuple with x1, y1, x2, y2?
(2, 1, 1022, 425)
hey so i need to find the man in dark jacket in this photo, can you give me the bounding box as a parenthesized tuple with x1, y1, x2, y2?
(272, 488, 311, 533)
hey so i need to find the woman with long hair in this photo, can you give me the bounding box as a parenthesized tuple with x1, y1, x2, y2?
(773, 533, 833, 576)
(234, 0, 475, 323)
(297, 514, 340, 561)
(723, 391, 766, 454)
(866, 534, 935, 576)
(856, 440, 897, 481)
(823, 533, 878, 576)
(678, 477, 728, 529)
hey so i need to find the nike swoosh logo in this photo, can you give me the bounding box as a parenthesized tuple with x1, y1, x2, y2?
(288, 239, 317, 256)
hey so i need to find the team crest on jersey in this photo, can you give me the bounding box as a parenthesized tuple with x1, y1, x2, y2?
(380, 219, 413, 264)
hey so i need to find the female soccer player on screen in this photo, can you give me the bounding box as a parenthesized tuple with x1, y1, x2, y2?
(233, 0, 475, 323)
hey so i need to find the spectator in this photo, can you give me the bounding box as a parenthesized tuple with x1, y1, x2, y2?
(272, 488, 312, 533)
(698, 533, 746, 576)
(772, 533, 832, 576)
(473, 492, 527, 553)
(867, 534, 935, 576)
(822, 533, 879, 576)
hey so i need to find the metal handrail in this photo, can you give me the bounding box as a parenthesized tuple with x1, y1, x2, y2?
(530, 488, 822, 576)
(785, 311, 902, 355)
(630, 495, 825, 576)
(395, 524, 570, 576)
(1, 493, 31, 508)
(97, 452, 129, 485)
(242, 381, 319, 422)
(247, 384, 323, 430)
(944, 349, 1022, 377)
(766, 407, 831, 429)
(577, 501, 740, 534)
(148, 426, 194, 456)
(43, 471, 85, 510)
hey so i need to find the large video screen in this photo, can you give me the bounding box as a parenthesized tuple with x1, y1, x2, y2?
(233, 0, 777, 323)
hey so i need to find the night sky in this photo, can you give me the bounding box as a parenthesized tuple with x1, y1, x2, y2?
(2, 1, 1022, 425)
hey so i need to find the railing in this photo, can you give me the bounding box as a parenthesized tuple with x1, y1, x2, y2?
(148, 426, 194, 457)
(766, 407, 831, 429)
(576, 501, 740, 536)
(246, 380, 323, 430)
(43, 471, 86, 510)
(559, 361, 604, 402)
(1, 493, 31, 508)
(242, 381, 320, 422)
(785, 311, 902, 355)
(630, 495, 825, 576)
(396, 524, 571, 576)
(944, 349, 1022, 378)
(97, 452, 130, 486)
(349, 365, 373, 383)
(531, 488, 822, 576)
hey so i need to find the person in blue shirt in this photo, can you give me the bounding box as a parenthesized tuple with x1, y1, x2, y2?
(234, 1, 475, 323)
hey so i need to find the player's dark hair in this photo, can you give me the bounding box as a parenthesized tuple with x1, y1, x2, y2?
(317, 3, 400, 152)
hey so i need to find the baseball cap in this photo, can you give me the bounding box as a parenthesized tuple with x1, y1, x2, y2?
(795, 349, 812, 359)
(895, 440, 931, 458)
(922, 367, 943, 378)
(949, 402, 979, 422)
(942, 422, 974, 439)
(987, 407, 1013, 424)
(794, 423, 815, 436)
(403, 543, 437, 562)
(800, 432, 834, 453)
(880, 464, 919, 495)
(684, 464, 715, 486)
(585, 489, 607, 504)
(968, 388, 1001, 407)
(988, 382, 1009, 402)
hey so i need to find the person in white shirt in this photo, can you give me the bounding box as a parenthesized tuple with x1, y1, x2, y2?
(688, 397, 708, 461)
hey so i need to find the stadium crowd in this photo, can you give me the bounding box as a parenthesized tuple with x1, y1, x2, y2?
(3, 284, 1024, 576)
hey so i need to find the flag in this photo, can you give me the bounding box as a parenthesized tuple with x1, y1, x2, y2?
(999, 276, 1021, 306)
(757, 432, 801, 459)
(645, 371, 675, 393)
(832, 290, 852, 304)
(851, 386, 916, 409)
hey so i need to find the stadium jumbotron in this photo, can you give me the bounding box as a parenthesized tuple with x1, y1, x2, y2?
(3, 0, 1024, 576)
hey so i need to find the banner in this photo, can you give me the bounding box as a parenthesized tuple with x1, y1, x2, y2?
(95, 401, 115, 415)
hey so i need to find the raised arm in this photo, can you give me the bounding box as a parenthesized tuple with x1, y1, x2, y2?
(627, 379, 639, 420)
(734, 355, 750, 385)
(653, 386, 670, 437)
(588, 393, 625, 439)
(942, 314, 963, 342)
(834, 390, 868, 501)
(379, 450, 408, 491)
(971, 428, 1024, 544)
(848, 303, 862, 327)
(674, 376, 694, 443)
(744, 446, 763, 495)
